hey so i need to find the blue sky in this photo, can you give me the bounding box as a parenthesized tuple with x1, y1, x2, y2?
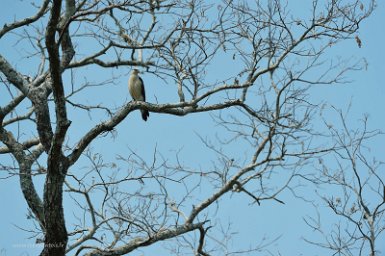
(1, 1, 384, 255)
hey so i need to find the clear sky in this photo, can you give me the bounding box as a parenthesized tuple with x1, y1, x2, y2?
(0, 1, 384, 256)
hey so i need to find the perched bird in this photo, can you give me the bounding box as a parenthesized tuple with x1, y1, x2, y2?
(128, 69, 149, 121)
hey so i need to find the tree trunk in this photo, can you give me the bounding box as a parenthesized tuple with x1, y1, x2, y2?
(40, 155, 68, 256)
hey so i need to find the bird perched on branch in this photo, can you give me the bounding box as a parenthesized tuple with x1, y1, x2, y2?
(128, 69, 150, 121)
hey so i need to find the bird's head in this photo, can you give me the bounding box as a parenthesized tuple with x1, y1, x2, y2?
(132, 69, 140, 75)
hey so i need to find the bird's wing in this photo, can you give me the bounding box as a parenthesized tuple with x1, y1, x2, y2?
(138, 76, 146, 101)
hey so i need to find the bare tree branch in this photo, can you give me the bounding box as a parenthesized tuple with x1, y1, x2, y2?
(0, 1, 377, 255)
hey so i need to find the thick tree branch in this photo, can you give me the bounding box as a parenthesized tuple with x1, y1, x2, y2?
(0, 93, 26, 123)
(0, 138, 40, 154)
(0, 54, 30, 95)
(84, 222, 207, 256)
(0, 0, 50, 39)
(45, 0, 70, 152)
(41, 0, 72, 254)
(0, 127, 45, 230)
(68, 99, 242, 166)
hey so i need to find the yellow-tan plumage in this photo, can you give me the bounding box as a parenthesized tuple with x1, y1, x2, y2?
(128, 69, 149, 121)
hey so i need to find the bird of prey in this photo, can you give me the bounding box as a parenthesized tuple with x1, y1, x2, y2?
(128, 69, 149, 121)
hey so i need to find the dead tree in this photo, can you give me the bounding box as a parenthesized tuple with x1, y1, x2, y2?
(0, 0, 375, 255)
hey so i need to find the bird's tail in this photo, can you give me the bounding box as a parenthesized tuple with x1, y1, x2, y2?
(141, 109, 149, 121)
